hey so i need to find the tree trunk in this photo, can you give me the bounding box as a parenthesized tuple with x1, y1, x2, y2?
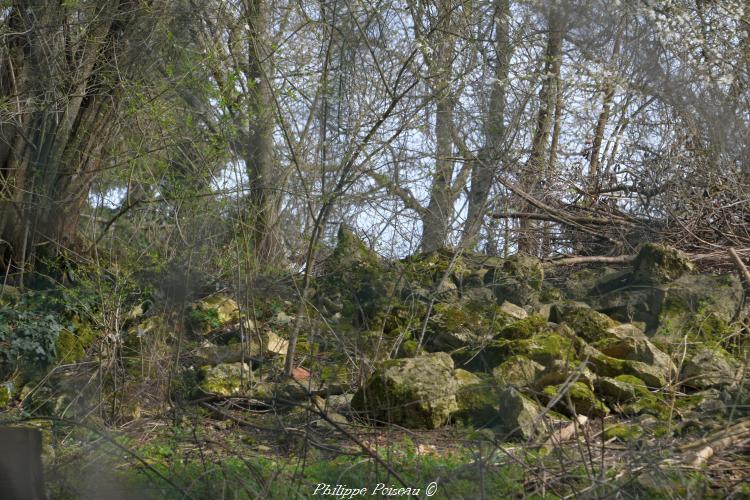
(588, 27, 622, 196)
(421, 0, 457, 253)
(518, 14, 564, 255)
(0, 2, 127, 276)
(462, 0, 511, 250)
(243, 0, 283, 266)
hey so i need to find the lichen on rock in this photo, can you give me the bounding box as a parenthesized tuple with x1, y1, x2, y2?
(351, 352, 459, 429)
(631, 243, 694, 284)
(198, 362, 251, 396)
(542, 381, 609, 417)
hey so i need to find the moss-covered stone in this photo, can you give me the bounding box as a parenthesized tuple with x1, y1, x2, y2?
(189, 294, 240, 335)
(483, 254, 544, 308)
(542, 381, 609, 417)
(455, 368, 483, 387)
(555, 304, 619, 344)
(426, 301, 512, 351)
(497, 315, 549, 340)
(603, 423, 643, 442)
(499, 301, 528, 320)
(351, 352, 459, 429)
(562, 267, 625, 301)
(503, 254, 544, 291)
(494, 387, 546, 440)
(583, 345, 672, 388)
(481, 331, 579, 371)
(654, 274, 742, 347)
(452, 375, 499, 427)
(681, 347, 738, 389)
(533, 360, 596, 390)
(631, 243, 694, 284)
(592, 329, 676, 382)
(596, 375, 649, 404)
(198, 362, 251, 396)
(53, 316, 97, 364)
(492, 356, 545, 387)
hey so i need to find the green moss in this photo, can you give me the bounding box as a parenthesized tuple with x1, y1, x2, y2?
(397, 339, 419, 358)
(563, 307, 619, 343)
(502, 254, 544, 291)
(431, 303, 471, 332)
(492, 356, 544, 387)
(55, 329, 85, 363)
(603, 423, 643, 441)
(454, 382, 499, 426)
(539, 286, 563, 302)
(0, 382, 12, 407)
(198, 363, 251, 397)
(55, 316, 96, 363)
(483, 331, 578, 369)
(614, 375, 648, 391)
(543, 381, 609, 417)
(586, 348, 626, 376)
(498, 315, 548, 340)
(632, 243, 694, 284)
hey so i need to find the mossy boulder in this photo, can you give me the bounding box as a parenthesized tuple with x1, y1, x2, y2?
(198, 362, 252, 396)
(319, 225, 395, 326)
(631, 243, 694, 284)
(499, 301, 528, 320)
(653, 273, 742, 345)
(477, 330, 579, 372)
(562, 267, 624, 301)
(591, 271, 741, 339)
(454, 371, 498, 425)
(485, 253, 544, 307)
(591, 326, 676, 381)
(553, 304, 619, 343)
(596, 375, 650, 404)
(542, 381, 609, 417)
(351, 352, 459, 429)
(425, 302, 492, 351)
(681, 347, 738, 389)
(582, 345, 671, 388)
(603, 423, 643, 442)
(55, 316, 96, 363)
(454, 380, 548, 441)
(497, 315, 549, 340)
(189, 294, 240, 335)
(494, 387, 547, 440)
(492, 356, 545, 387)
(533, 360, 596, 390)
(503, 253, 544, 290)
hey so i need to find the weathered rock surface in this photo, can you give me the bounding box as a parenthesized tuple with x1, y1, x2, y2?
(189, 294, 240, 335)
(681, 347, 738, 389)
(351, 352, 459, 429)
(542, 381, 609, 417)
(198, 362, 252, 396)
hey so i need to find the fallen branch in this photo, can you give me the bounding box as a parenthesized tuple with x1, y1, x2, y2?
(544, 248, 750, 267)
(728, 247, 750, 286)
(492, 211, 631, 226)
(544, 255, 635, 266)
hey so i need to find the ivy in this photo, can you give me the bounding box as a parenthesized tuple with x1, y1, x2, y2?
(0, 306, 65, 376)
